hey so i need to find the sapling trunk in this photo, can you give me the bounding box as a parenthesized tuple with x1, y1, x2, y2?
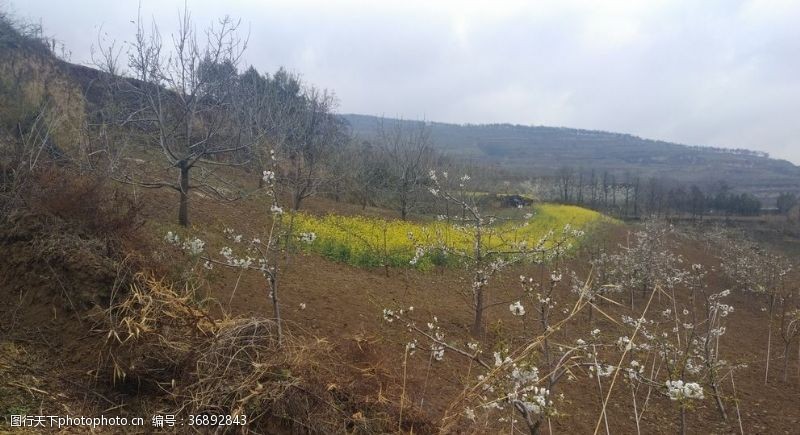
(399, 345, 409, 431)
(472, 281, 484, 336)
(630, 385, 641, 435)
(541, 307, 551, 365)
(283, 211, 297, 266)
(680, 406, 686, 435)
(269, 273, 282, 345)
(730, 371, 745, 435)
(783, 342, 791, 382)
(178, 163, 190, 227)
(383, 225, 389, 277)
(471, 226, 485, 336)
(592, 345, 610, 435)
(711, 380, 728, 421)
(765, 294, 775, 384)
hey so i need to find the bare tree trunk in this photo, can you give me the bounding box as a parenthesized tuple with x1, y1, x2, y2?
(269, 274, 283, 345)
(680, 406, 686, 435)
(472, 281, 484, 336)
(765, 295, 775, 384)
(283, 212, 297, 267)
(783, 342, 791, 382)
(178, 162, 190, 227)
(711, 381, 728, 420)
(292, 192, 302, 211)
(630, 286, 635, 310)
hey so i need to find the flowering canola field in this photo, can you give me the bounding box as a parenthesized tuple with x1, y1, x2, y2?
(292, 204, 608, 269)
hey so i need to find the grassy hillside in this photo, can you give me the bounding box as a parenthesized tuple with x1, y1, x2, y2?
(343, 114, 800, 199)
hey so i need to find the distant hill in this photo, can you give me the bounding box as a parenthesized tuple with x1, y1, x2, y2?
(342, 114, 800, 201)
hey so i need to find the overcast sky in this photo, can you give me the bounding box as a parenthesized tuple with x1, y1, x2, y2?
(8, 0, 800, 163)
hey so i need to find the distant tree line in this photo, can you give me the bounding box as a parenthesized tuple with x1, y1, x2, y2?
(532, 167, 765, 218)
(687, 145, 770, 159)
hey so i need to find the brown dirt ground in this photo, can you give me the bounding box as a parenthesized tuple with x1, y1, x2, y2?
(2, 184, 800, 434)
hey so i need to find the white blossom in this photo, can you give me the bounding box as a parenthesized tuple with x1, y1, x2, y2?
(409, 247, 425, 265)
(464, 407, 476, 421)
(665, 380, 704, 401)
(509, 301, 526, 316)
(432, 346, 445, 361)
(299, 232, 317, 243)
(164, 231, 180, 245)
(182, 237, 205, 256)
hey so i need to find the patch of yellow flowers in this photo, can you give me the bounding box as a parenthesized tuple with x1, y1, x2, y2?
(292, 204, 609, 269)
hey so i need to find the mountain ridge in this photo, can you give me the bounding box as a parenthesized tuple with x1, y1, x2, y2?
(341, 113, 800, 201)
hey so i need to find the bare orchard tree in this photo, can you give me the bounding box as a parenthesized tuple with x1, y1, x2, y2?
(234, 66, 345, 210)
(232, 65, 273, 187)
(377, 118, 435, 220)
(98, 9, 251, 226)
(235, 66, 300, 188)
(281, 86, 346, 211)
(347, 139, 388, 210)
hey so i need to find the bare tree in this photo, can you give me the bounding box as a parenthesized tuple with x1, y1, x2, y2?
(557, 166, 573, 203)
(234, 67, 345, 210)
(281, 86, 345, 210)
(345, 139, 386, 209)
(377, 118, 435, 220)
(98, 8, 250, 226)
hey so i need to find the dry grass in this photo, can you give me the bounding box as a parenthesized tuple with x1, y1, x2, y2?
(99, 273, 432, 433)
(100, 274, 216, 388)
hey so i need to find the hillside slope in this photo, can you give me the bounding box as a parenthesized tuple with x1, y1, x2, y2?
(343, 114, 800, 199)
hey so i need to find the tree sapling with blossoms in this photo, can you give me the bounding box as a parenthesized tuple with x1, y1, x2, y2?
(423, 170, 585, 336)
(383, 298, 594, 435)
(163, 149, 315, 345)
(718, 234, 793, 383)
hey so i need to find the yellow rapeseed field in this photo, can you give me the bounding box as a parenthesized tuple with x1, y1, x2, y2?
(292, 204, 610, 269)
